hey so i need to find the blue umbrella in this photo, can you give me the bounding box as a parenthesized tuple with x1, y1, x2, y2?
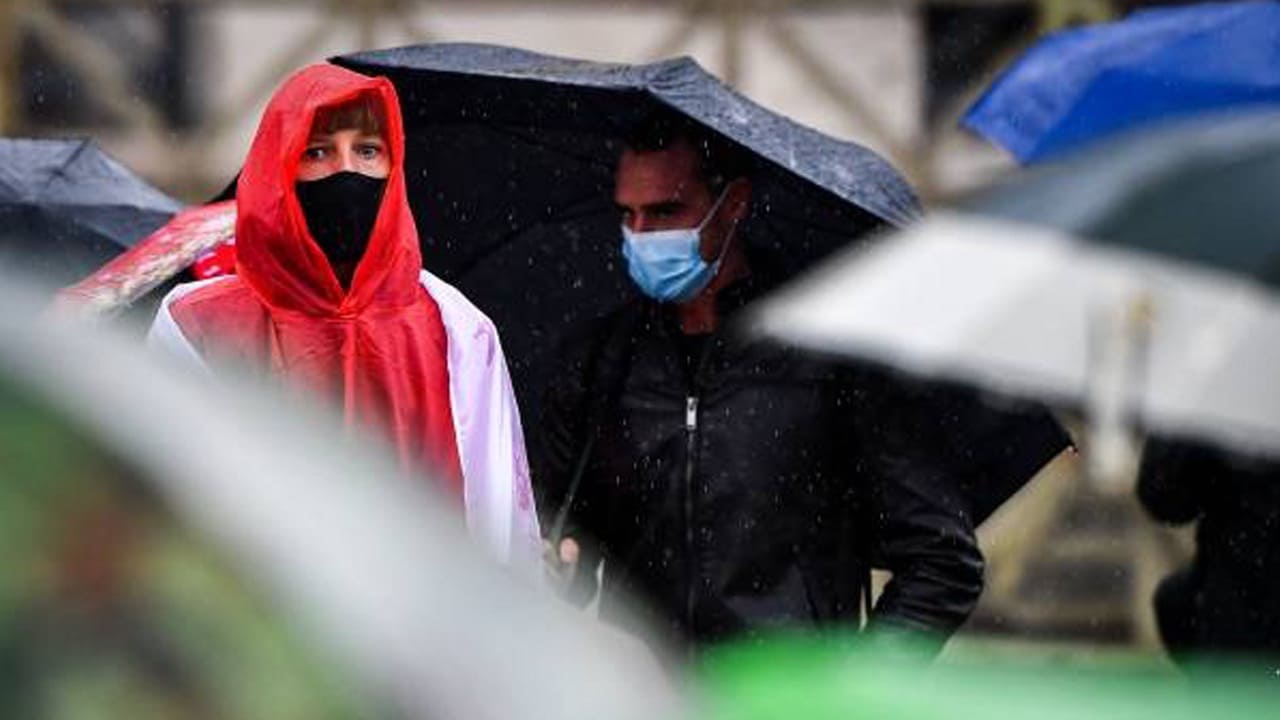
(963, 0, 1280, 164)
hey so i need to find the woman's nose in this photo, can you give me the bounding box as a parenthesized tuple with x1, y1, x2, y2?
(337, 146, 358, 173)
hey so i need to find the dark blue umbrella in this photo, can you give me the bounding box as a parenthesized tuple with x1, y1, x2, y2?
(0, 138, 181, 289)
(963, 0, 1280, 164)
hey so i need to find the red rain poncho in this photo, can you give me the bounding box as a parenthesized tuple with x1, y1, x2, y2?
(165, 64, 463, 494)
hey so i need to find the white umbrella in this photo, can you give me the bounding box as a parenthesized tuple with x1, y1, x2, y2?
(753, 212, 1280, 482)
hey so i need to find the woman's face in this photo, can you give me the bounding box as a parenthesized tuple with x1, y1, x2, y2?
(297, 121, 389, 182)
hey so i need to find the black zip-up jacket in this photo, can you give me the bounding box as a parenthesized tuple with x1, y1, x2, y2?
(533, 282, 987, 654)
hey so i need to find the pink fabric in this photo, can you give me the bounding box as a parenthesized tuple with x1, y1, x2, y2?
(421, 271, 541, 570)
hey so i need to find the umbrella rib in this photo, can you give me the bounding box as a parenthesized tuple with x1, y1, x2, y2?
(35, 139, 93, 204)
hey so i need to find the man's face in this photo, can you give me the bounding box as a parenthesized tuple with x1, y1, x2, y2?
(615, 141, 730, 262)
(297, 114, 390, 182)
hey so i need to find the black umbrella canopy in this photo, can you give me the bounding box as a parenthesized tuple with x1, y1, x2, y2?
(963, 110, 1280, 291)
(334, 42, 920, 419)
(0, 138, 182, 289)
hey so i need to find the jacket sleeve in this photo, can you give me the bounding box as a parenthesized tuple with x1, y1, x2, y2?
(529, 317, 619, 541)
(858, 375, 986, 640)
(1137, 437, 1215, 525)
(531, 339, 593, 533)
(529, 326, 609, 605)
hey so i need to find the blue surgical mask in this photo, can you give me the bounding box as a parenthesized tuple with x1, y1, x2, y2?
(621, 187, 733, 303)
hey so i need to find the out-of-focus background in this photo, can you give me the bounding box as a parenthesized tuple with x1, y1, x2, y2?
(1, 0, 1204, 658)
(2, 0, 1166, 205)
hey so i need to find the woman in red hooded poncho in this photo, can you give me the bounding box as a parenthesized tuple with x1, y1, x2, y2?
(148, 64, 540, 569)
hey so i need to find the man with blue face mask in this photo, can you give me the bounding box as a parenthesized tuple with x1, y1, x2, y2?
(531, 112, 993, 660)
(614, 118, 751, 331)
(618, 169, 741, 305)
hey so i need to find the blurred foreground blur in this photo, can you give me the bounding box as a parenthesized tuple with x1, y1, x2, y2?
(4, 258, 1275, 720)
(0, 276, 680, 720)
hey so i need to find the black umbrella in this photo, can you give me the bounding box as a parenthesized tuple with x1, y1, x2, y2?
(0, 138, 182, 289)
(333, 43, 919, 417)
(334, 43, 1067, 522)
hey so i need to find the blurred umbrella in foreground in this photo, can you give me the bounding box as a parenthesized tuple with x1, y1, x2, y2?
(333, 42, 918, 423)
(0, 275, 681, 720)
(697, 635, 1280, 720)
(964, 0, 1280, 164)
(57, 200, 235, 316)
(0, 139, 181, 289)
(754, 113, 1280, 483)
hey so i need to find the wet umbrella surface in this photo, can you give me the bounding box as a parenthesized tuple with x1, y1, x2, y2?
(0, 138, 181, 289)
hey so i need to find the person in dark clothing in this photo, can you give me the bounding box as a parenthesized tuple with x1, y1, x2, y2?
(532, 113, 990, 658)
(1138, 437, 1280, 667)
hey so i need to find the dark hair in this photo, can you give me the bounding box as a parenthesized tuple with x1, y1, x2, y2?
(310, 94, 386, 136)
(622, 110, 751, 192)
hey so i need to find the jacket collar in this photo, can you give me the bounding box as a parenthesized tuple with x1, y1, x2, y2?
(646, 274, 768, 336)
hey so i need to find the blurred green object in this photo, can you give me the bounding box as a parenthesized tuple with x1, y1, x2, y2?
(0, 381, 380, 720)
(697, 633, 1280, 720)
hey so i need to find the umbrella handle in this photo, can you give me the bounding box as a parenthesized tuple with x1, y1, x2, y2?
(549, 435, 595, 545)
(1084, 289, 1151, 491)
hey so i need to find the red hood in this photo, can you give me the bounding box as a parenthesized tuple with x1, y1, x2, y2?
(170, 63, 464, 496)
(236, 63, 422, 317)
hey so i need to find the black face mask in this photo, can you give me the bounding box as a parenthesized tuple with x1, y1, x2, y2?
(295, 171, 387, 269)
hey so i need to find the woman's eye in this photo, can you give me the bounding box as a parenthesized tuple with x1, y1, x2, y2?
(356, 144, 383, 160)
(303, 146, 327, 161)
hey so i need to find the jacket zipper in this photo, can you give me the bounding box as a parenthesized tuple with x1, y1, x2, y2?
(683, 333, 713, 649)
(684, 393, 699, 637)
